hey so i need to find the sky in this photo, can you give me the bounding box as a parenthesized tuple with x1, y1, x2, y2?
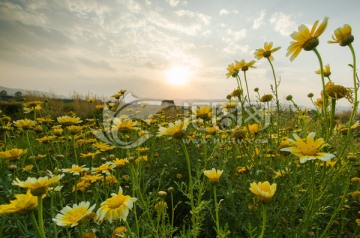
(0, 0, 359, 108)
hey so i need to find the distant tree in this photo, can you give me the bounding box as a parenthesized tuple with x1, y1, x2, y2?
(15, 91, 23, 97)
(0, 90, 7, 96)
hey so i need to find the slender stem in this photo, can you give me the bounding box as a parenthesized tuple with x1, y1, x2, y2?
(125, 221, 135, 238)
(243, 71, 251, 103)
(50, 194, 58, 238)
(78, 224, 84, 238)
(30, 210, 42, 238)
(37, 196, 46, 238)
(72, 135, 78, 164)
(319, 181, 349, 238)
(329, 99, 336, 137)
(259, 204, 267, 238)
(180, 140, 196, 238)
(312, 48, 329, 139)
(133, 204, 140, 237)
(267, 58, 280, 144)
(302, 161, 316, 234)
(347, 44, 358, 137)
(213, 185, 220, 235)
(170, 192, 174, 229)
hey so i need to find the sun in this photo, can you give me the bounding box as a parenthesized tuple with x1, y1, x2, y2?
(165, 66, 190, 86)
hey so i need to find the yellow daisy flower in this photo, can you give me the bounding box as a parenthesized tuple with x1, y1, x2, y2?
(92, 142, 116, 152)
(52, 201, 95, 227)
(36, 117, 54, 124)
(0, 190, 38, 215)
(157, 119, 190, 139)
(203, 168, 223, 183)
(280, 132, 335, 163)
(136, 147, 149, 154)
(57, 116, 82, 126)
(254, 42, 281, 61)
(195, 106, 212, 120)
(0, 148, 27, 161)
(91, 162, 116, 175)
(249, 181, 277, 202)
(80, 151, 101, 159)
(235, 59, 256, 72)
(112, 118, 139, 133)
(226, 62, 239, 78)
(113, 158, 129, 168)
(287, 17, 328, 61)
(96, 186, 137, 223)
(61, 164, 90, 176)
(12, 174, 64, 196)
(22, 165, 34, 172)
(36, 135, 56, 144)
(328, 24, 354, 46)
(66, 125, 83, 134)
(112, 226, 128, 238)
(315, 64, 331, 77)
(13, 119, 36, 130)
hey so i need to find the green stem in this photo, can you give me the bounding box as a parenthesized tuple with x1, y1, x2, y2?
(37, 196, 46, 238)
(329, 98, 336, 137)
(72, 135, 78, 164)
(243, 71, 251, 104)
(180, 140, 197, 238)
(312, 48, 329, 139)
(26, 130, 34, 155)
(170, 192, 175, 229)
(302, 161, 316, 234)
(50, 194, 58, 238)
(125, 221, 135, 238)
(133, 204, 140, 237)
(30, 211, 42, 238)
(78, 224, 84, 238)
(319, 181, 349, 238)
(267, 58, 280, 145)
(213, 185, 220, 235)
(347, 44, 358, 137)
(259, 205, 267, 238)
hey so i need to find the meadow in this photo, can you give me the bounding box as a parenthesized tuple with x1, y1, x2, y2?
(0, 17, 359, 238)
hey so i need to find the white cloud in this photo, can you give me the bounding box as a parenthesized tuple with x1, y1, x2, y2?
(270, 12, 296, 36)
(219, 9, 229, 16)
(223, 43, 249, 55)
(175, 10, 211, 25)
(252, 10, 266, 29)
(167, 0, 180, 7)
(231, 29, 246, 40)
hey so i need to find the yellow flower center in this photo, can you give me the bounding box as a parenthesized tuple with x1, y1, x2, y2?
(299, 144, 317, 156)
(70, 167, 82, 172)
(108, 195, 125, 209)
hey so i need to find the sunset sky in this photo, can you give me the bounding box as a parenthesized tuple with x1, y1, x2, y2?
(0, 0, 359, 107)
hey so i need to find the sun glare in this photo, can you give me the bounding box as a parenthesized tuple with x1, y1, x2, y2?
(165, 66, 190, 86)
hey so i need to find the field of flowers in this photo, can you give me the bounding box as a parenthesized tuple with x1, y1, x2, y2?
(0, 17, 359, 238)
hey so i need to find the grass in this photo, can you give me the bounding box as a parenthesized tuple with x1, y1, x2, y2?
(0, 92, 359, 238)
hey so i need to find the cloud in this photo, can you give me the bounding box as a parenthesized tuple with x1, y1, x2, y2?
(270, 12, 296, 36)
(219, 9, 229, 16)
(167, 0, 180, 7)
(222, 28, 246, 44)
(223, 43, 249, 55)
(252, 10, 266, 29)
(175, 10, 211, 25)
